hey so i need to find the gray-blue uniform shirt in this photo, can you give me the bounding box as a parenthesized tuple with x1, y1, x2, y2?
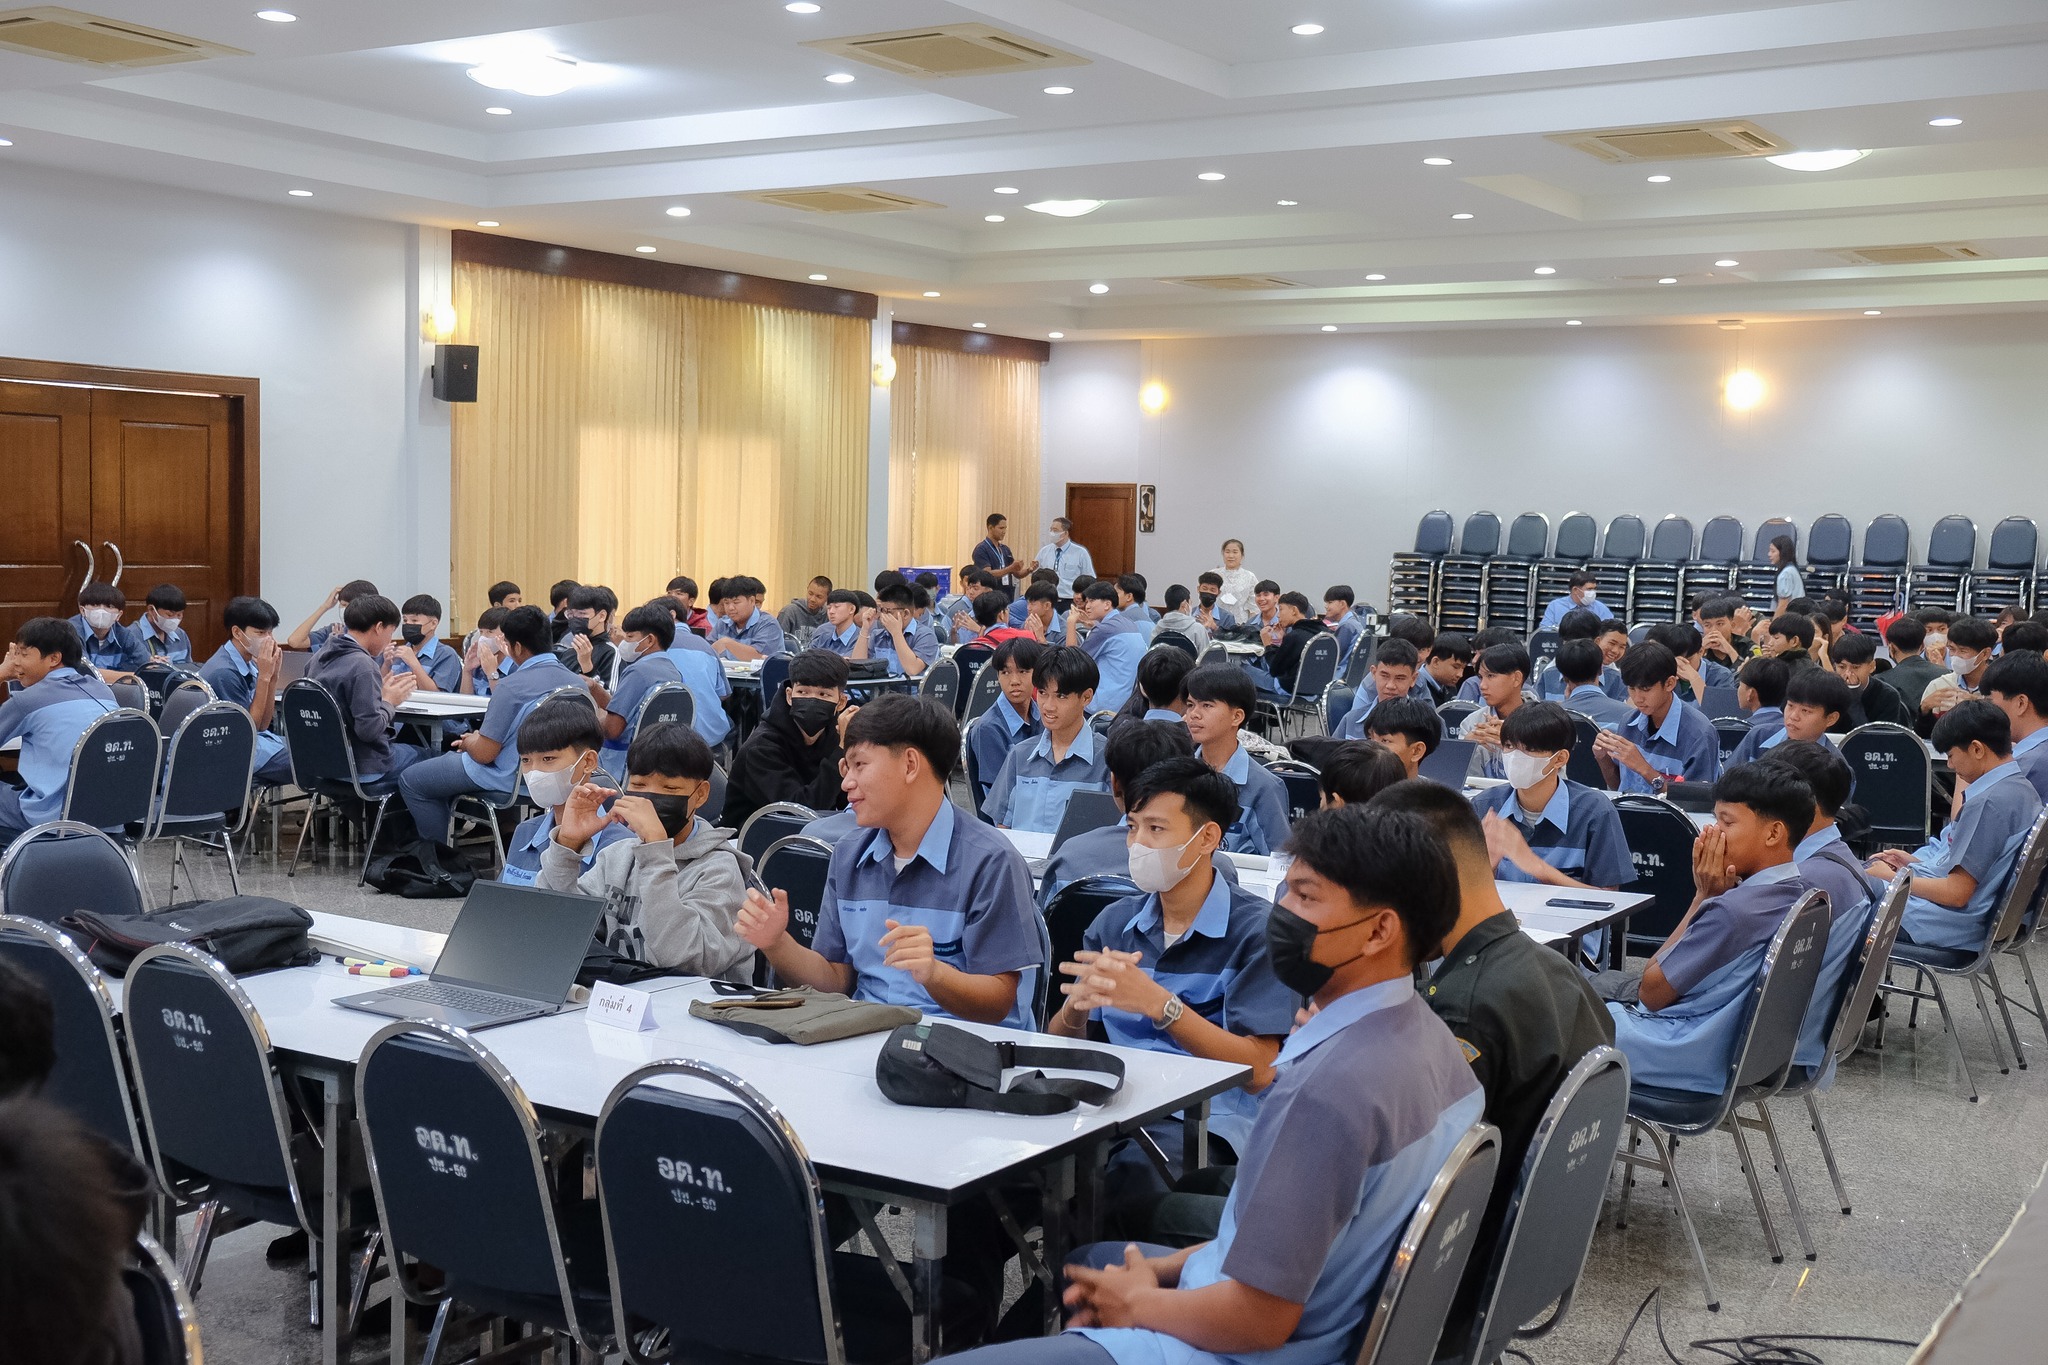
(984, 723, 1111, 834)
(600, 652, 685, 779)
(1038, 821, 1239, 908)
(387, 636, 463, 693)
(1469, 779, 1634, 888)
(712, 608, 787, 657)
(2012, 728, 2048, 802)
(500, 771, 628, 886)
(1791, 825, 1879, 1069)
(968, 695, 1039, 807)
(1560, 681, 1634, 729)
(1898, 760, 2043, 950)
(1616, 698, 1722, 794)
(1217, 742, 1292, 856)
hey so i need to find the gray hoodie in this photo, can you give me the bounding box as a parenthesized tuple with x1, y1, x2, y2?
(1152, 610, 1211, 654)
(538, 816, 755, 981)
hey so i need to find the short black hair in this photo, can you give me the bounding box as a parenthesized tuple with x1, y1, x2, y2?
(1373, 638, 1419, 671)
(1785, 667, 1851, 720)
(1761, 740, 1852, 818)
(1081, 580, 1119, 605)
(1815, 599, 1848, 626)
(1645, 622, 1701, 657)
(1699, 595, 1743, 620)
(877, 584, 915, 609)
(1557, 607, 1602, 641)
(1318, 741, 1408, 805)
(1278, 591, 1313, 615)
(2002, 622, 2048, 655)
(1364, 696, 1442, 754)
(1476, 643, 1531, 679)
(627, 719, 715, 782)
(1386, 614, 1436, 649)
(1738, 655, 1792, 709)
(1501, 701, 1576, 754)
(75, 582, 124, 610)
(222, 596, 280, 632)
(342, 593, 400, 632)
(622, 602, 676, 649)
(1787, 596, 1822, 618)
(1025, 581, 1060, 607)
(1284, 805, 1459, 970)
(1164, 583, 1192, 612)
(990, 637, 1044, 677)
(826, 588, 861, 609)
(973, 591, 1008, 628)
(787, 648, 850, 691)
(516, 696, 605, 754)
(1033, 644, 1100, 696)
(1367, 777, 1489, 869)
(1117, 573, 1148, 603)
(1916, 607, 1956, 626)
(1137, 646, 1195, 708)
(1568, 570, 1598, 589)
(1618, 641, 1678, 689)
(401, 594, 443, 620)
(15, 617, 81, 668)
(478, 606, 509, 632)
(666, 575, 698, 598)
(500, 604, 554, 656)
(726, 576, 767, 601)
(549, 579, 580, 608)
(1197, 571, 1224, 590)
(569, 584, 618, 615)
(488, 580, 522, 605)
(1104, 716, 1197, 791)
(1949, 615, 1998, 652)
(871, 571, 906, 594)
(0, 958, 54, 1098)
(1885, 617, 1927, 652)
(1594, 619, 1630, 641)
(986, 512, 1007, 528)
(1715, 759, 1815, 838)
(337, 579, 379, 604)
(1429, 633, 1473, 664)
(1324, 585, 1355, 608)
(1555, 638, 1604, 686)
(0, 1097, 140, 1349)
(821, 575, 842, 591)
(843, 694, 961, 776)
(1125, 755, 1240, 837)
(1254, 578, 1281, 596)
(1985, 650, 2048, 715)
(1768, 614, 1816, 648)
(1183, 663, 1257, 722)
(1931, 699, 2013, 757)
(910, 584, 933, 612)
(144, 583, 185, 612)
(1830, 632, 1878, 666)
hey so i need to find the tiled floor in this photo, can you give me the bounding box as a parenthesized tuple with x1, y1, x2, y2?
(159, 837, 2048, 1364)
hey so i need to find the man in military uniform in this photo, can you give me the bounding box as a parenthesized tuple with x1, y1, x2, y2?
(1368, 779, 1614, 1360)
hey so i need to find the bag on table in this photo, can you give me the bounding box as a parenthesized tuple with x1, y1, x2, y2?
(688, 987, 919, 1045)
(874, 1019, 1125, 1115)
(60, 896, 316, 976)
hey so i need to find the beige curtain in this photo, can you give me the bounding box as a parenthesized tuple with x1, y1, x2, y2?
(450, 262, 869, 629)
(888, 344, 1041, 573)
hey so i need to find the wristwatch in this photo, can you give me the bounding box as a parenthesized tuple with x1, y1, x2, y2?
(1154, 994, 1185, 1031)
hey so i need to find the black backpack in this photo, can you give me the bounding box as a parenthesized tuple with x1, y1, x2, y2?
(874, 1020, 1125, 1115)
(364, 840, 477, 899)
(60, 896, 316, 976)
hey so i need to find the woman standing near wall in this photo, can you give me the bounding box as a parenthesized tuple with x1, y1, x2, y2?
(1213, 539, 1258, 622)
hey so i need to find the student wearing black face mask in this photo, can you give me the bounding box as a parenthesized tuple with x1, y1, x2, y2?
(541, 720, 756, 980)
(388, 594, 462, 692)
(723, 649, 857, 828)
(554, 584, 619, 683)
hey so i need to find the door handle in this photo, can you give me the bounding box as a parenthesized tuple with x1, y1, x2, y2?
(74, 539, 96, 590)
(101, 541, 124, 588)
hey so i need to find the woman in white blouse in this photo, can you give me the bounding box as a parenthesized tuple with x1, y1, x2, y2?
(1213, 538, 1257, 622)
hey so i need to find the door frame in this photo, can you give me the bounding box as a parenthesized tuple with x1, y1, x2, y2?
(1065, 481, 1138, 582)
(0, 355, 261, 601)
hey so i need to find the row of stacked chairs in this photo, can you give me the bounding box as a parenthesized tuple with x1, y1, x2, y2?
(1388, 511, 2040, 635)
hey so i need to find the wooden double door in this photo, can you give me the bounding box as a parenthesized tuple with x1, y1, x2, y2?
(0, 369, 255, 659)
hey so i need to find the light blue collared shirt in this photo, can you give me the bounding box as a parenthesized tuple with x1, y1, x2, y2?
(984, 722, 1110, 833)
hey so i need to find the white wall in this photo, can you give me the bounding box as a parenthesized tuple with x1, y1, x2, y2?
(1041, 315, 2048, 610)
(0, 160, 448, 626)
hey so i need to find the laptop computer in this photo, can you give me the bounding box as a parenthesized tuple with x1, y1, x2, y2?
(1049, 788, 1122, 855)
(278, 649, 311, 685)
(1420, 738, 1480, 787)
(335, 882, 608, 1031)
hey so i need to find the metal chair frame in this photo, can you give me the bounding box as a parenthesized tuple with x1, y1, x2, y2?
(279, 679, 400, 885)
(132, 1229, 205, 1365)
(62, 707, 164, 833)
(1353, 1122, 1501, 1365)
(737, 802, 819, 866)
(0, 818, 148, 922)
(143, 700, 257, 903)
(0, 912, 145, 1156)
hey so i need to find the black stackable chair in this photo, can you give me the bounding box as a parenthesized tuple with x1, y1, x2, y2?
(1353, 1123, 1501, 1365)
(1681, 515, 1745, 605)
(0, 913, 144, 1154)
(757, 835, 835, 953)
(1482, 513, 1550, 633)
(0, 820, 147, 924)
(280, 678, 398, 882)
(1837, 722, 1931, 849)
(1042, 874, 1139, 982)
(1711, 715, 1752, 763)
(1268, 634, 1341, 740)
(1438, 512, 1501, 635)
(64, 708, 163, 835)
(1736, 518, 1797, 614)
(1590, 514, 1645, 613)
(1263, 758, 1322, 825)
(1565, 715, 1606, 789)
(129, 1230, 204, 1365)
(917, 656, 962, 714)
(1966, 516, 2038, 617)
(738, 802, 818, 865)
(1802, 513, 1855, 600)
(962, 656, 1006, 723)
(1847, 514, 1912, 629)
(1389, 510, 1456, 618)
(1612, 795, 1699, 953)
(1630, 515, 1694, 623)
(633, 681, 695, 738)
(140, 700, 256, 903)
(1909, 514, 1977, 613)
(1534, 513, 1600, 608)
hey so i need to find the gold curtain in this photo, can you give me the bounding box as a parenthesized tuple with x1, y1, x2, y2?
(450, 262, 869, 629)
(888, 344, 1041, 573)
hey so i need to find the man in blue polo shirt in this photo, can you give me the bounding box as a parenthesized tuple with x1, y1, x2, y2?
(1552, 639, 1632, 729)
(1600, 763, 1815, 1092)
(986, 647, 1109, 834)
(138, 585, 193, 666)
(1332, 639, 1423, 741)
(1039, 720, 1244, 906)
(1470, 704, 1633, 890)
(708, 575, 786, 660)
(810, 589, 868, 658)
(1182, 665, 1291, 856)
(592, 602, 687, 780)
(1728, 669, 1846, 767)
(1537, 571, 1613, 632)
(1070, 581, 1147, 714)
(397, 605, 579, 849)
(738, 693, 1041, 1027)
(869, 583, 939, 678)
(661, 605, 733, 751)
(1595, 642, 1722, 795)
(70, 583, 148, 680)
(967, 639, 1042, 810)
(1725, 656, 1790, 764)
(499, 699, 628, 886)
(0, 618, 120, 842)
(198, 596, 295, 787)
(1871, 700, 2043, 951)
(1050, 757, 1294, 1193)
(386, 595, 463, 694)
(1984, 651, 2048, 801)
(938, 804, 1480, 1365)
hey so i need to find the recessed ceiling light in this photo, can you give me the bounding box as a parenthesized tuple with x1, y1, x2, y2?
(1422, 157, 1454, 166)
(972, 322, 987, 328)
(635, 245, 657, 253)
(923, 290, 941, 297)
(1048, 331, 1064, 338)
(1533, 266, 1556, 275)
(1714, 259, 1739, 268)
(1928, 117, 1962, 127)
(1320, 324, 1338, 332)
(824, 72, 855, 83)
(665, 205, 692, 218)
(1364, 273, 1386, 281)
(1566, 319, 1583, 326)
(984, 214, 1005, 222)
(1864, 309, 1884, 315)
(484, 106, 511, 116)
(475, 219, 499, 227)
(1766, 149, 1868, 172)
(808, 274, 828, 281)
(993, 186, 1019, 194)
(467, 45, 591, 98)
(1197, 171, 1226, 181)
(1043, 86, 1074, 95)
(1291, 24, 1325, 36)
(287, 188, 312, 197)
(255, 9, 296, 21)
(1026, 199, 1106, 217)
(0, 138, 14, 148)
(1658, 277, 1678, 284)
(1450, 212, 1474, 220)
(1088, 283, 1109, 294)
(1276, 199, 1298, 206)
(786, 2, 822, 11)
(1646, 174, 1672, 183)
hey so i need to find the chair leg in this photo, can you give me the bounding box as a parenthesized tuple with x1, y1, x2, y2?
(1967, 976, 2011, 1075)
(359, 796, 391, 886)
(1909, 965, 1925, 1029)
(1641, 1124, 1720, 1312)
(1925, 974, 1981, 1102)
(219, 829, 244, 896)
(287, 794, 319, 877)
(1725, 1116, 1785, 1263)
(179, 1200, 223, 1293)
(1986, 959, 2027, 1069)
(343, 1230, 381, 1340)
(1753, 1101, 1816, 1261)
(1804, 1093, 1852, 1215)
(2018, 945, 2048, 1044)
(421, 1296, 453, 1365)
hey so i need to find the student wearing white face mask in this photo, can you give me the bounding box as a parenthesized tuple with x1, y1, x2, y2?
(69, 583, 147, 680)
(138, 584, 192, 666)
(1537, 570, 1614, 632)
(500, 700, 627, 887)
(1919, 615, 1997, 726)
(198, 596, 293, 785)
(1049, 755, 1296, 1202)
(1467, 703, 1634, 895)
(589, 602, 688, 782)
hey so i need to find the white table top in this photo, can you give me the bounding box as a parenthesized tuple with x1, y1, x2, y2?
(394, 691, 491, 718)
(1217, 640, 1265, 657)
(116, 911, 1249, 1204)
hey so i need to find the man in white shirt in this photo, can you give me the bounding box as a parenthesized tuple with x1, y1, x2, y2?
(1036, 516, 1096, 598)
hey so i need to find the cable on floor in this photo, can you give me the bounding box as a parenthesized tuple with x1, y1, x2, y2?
(1602, 1286, 1921, 1365)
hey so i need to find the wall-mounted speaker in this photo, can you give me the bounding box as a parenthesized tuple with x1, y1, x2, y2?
(432, 344, 479, 403)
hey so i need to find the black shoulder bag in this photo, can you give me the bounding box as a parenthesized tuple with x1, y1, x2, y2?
(875, 1020, 1125, 1115)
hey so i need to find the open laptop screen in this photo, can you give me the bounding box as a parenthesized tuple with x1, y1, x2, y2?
(430, 882, 606, 1003)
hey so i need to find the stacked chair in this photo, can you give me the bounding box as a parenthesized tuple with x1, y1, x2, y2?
(1967, 516, 2038, 616)
(1680, 515, 1746, 603)
(1436, 512, 1500, 635)
(1630, 515, 1695, 623)
(1481, 513, 1551, 632)
(1802, 514, 1855, 600)
(1910, 515, 1977, 614)
(1534, 513, 1601, 609)
(1387, 510, 1454, 617)
(1587, 514, 1645, 613)
(1736, 518, 1797, 614)
(1846, 514, 1912, 628)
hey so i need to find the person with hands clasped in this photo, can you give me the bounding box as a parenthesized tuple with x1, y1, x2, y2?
(539, 720, 754, 979)
(197, 596, 295, 786)
(937, 804, 1482, 1365)
(590, 602, 687, 781)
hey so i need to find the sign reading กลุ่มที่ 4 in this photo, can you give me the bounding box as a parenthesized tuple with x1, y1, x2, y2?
(588, 979, 660, 1032)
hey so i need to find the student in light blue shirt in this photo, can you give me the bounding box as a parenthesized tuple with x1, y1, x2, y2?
(1600, 763, 1816, 1092)
(985, 646, 1109, 833)
(1320, 585, 1363, 663)
(809, 589, 868, 658)
(1725, 655, 1790, 765)
(387, 594, 463, 694)
(1769, 534, 1803, 612)
(1116, 573, 1161, 626)
(1646, 623, 1736, 707)
(70, 583, 148, 679)
(459, 607, 511, 697)
(138, 584, 193, 666)
(1131, 645, 1193, 725)
(708, 574, 786, 660)
(869, 583, 939, 678)
(1183, 664, 1292, 855)
(1537, 571, 1615, 632)
(1730, 668, 1847, 767)
(197, 596, 293, 786)
(499, 698, 629, 886)
(1553, 638, 1633, 729)
(1874, 701, 2044, 951)
(1334, 638, 1422, 740)
(593, 602, 688, 780)
(1072, 580, 1147, 713)
(1535, 611, 1626, 702)
(1596, 642, 1722, 795)
(661, 606, 733, 750)
(1984, 651, 2048, 802)
(1470, 703, 1634, 891)
(0, 617, 120, 842)
(966, 638, 1042, 810)
(1192, 571, 1238, 635)
(1456, 627, 1527, 703)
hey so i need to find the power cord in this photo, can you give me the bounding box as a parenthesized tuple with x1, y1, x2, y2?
(1604, 1286, 1921, 1365)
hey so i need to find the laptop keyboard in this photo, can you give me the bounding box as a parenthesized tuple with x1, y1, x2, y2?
(375, 980, 534, 1016)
